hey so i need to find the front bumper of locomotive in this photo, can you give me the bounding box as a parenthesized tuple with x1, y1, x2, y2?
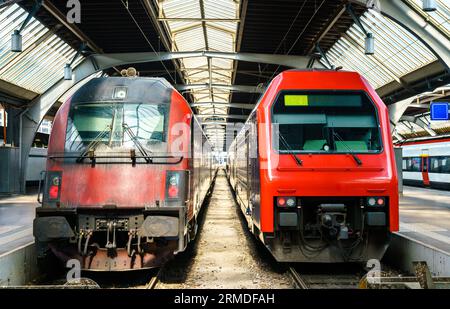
(34, 206, 188, 271)
(263, 231, 391, 263)
(261, 196, 392, 263)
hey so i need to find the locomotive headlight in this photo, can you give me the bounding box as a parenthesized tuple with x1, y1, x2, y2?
(277, 197, 286, 207)
(52, 176, 60, 186)
(45, 171, 62, 202)
(113, 87, 128, 100)
(376, 197, 385, 206)
(277, 197, 296, 207)
(168, 175, 179, 198)
(367, 197, 385, 207)
(286, 197, 296, 207)
(169, 175, 178, 186)
(165, 171, 189, 202)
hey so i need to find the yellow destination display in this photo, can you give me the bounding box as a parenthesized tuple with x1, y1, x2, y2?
(285, 95, 309, 106)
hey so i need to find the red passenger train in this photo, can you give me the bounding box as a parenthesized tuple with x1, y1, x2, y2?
(34, 76, 216, 271)
(227, 70, 399, 263)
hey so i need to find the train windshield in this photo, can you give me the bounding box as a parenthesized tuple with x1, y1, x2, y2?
(64, 103, 168, 154)
(271, 91, 382, 153)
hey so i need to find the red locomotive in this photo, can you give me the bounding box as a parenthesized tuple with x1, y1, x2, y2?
(34, 76, 216, 271)
(227, 70, 399, 263)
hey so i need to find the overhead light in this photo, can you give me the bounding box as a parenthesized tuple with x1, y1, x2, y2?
(423, 0, 437, 12)
(365, 33, 374, 55)
(10, 1, 43, 53)
(346, 4, 375, 56)
(64, 64, 73, 80)
(11, 30, 22, 52)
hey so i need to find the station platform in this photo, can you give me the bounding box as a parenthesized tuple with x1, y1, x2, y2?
(399, 186, 450, 254)
(0, 192, 37, 255)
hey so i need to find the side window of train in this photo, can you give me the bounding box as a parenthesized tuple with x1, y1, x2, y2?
(442, 157, 450, 173)
(403, 157, 421, 172)
(429, 156, 450, 174)
(403, 157, 412, 171)
(411, 157, 421, 172)
(429, 157, 440, 173)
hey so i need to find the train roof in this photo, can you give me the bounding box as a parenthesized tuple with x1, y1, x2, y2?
(396, 135, 450, 146)
(275, 69, 369, 87)
(256, 69, 382, 110)
(70, 77, 175, 105)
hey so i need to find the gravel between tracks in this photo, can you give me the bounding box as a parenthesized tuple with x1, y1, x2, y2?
(158, 170, 293, 289)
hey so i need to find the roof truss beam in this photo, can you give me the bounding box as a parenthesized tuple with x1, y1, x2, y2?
(197, 114, 248, 120)
(191, 102, 254, 109)
(175, 84, 263, 93)
(42, 1, 102, 53)
(400, 115, 437, 136)
(91, 51, 324, 70)
(158, 17, 240, 22)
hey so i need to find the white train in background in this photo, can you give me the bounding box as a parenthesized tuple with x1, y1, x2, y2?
(399, 137, 450, 190)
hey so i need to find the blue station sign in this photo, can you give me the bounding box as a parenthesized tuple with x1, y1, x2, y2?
(430, 102, 449, 121)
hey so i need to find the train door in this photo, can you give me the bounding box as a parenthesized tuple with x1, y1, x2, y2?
(245, 129, 251, 212)
(233, 142, 237, 189)
(421, 155, 430, 186)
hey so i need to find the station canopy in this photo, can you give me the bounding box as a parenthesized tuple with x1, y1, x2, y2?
(0, 4, 83, 94)
(0, 0, 449, 149)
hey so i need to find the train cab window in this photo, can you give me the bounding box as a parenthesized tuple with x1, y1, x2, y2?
(271, 91, 382, 153)
(65, 103, 168, 154)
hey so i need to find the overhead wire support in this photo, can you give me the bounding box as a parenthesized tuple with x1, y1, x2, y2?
(315, 43, 333, 70)
(120, 0, 176, 84)
(64, 42, 87, 80)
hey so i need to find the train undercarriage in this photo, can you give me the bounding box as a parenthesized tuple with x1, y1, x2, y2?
(34, 207, 193, 271)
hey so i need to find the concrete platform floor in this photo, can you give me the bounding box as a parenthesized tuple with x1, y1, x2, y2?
(399, 186, 450, 253)
(0, 190, 38, 255)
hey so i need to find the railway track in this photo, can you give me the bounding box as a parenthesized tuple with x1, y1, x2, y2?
(288, 266, 363, 289)
(288, 267, 309, 289)
(145, 267, 163, 289)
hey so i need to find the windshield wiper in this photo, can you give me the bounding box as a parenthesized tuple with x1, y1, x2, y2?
(122, 123, 151, 163)
(76, 125, 111, 163)
(278, 131, 303, 166)
(332, 131, 362, 166)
